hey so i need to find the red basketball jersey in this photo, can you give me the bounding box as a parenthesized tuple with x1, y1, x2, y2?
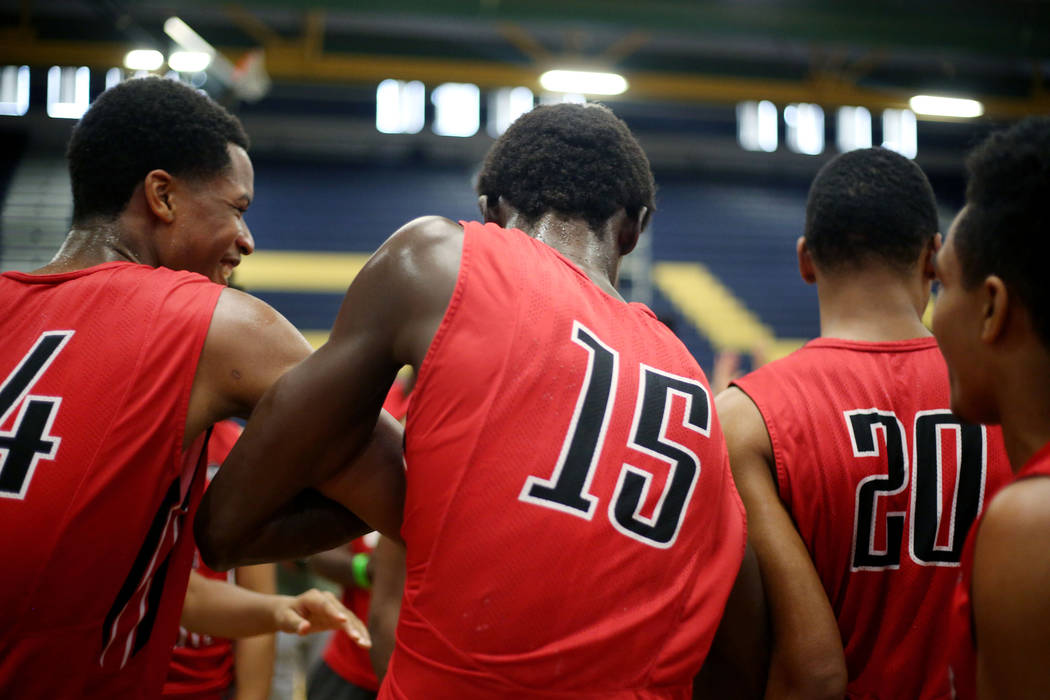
(163, 419, 243, 700)
(0, 262, 223, 699)
(733, 337, 1012, 700)
(384, 222, 746, 699)
(948, 439, 1050, 700)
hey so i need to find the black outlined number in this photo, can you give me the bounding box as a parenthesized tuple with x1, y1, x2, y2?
(848, 407, 987, 570)
(521, 322, 709, 549)
(0, 331, 73, 499)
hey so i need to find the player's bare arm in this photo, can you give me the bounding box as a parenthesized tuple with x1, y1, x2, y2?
(715, 387, 847, 700)
(693, 542, 769, 700)
(197, 216, 462, 569)
(229, 563, 278, 700)
(367, 535, 406, 682)
(971, 478, 1050, 699)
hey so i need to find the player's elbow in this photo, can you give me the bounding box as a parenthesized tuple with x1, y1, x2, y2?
(192, 507, 237, 572)
(773, 658, 847, 700)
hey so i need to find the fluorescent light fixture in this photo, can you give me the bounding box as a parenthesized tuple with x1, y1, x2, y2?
(0, 66, 30, 117)
(168, 51, 212, 73)
(376, 79, 425, 134)
(46, 66, 90, 119)
(124, 49, 163, 71)
(908, 95, 984, 119)
(836, 106, 872, 152)
(488, 86, 534, 137)
(882, 108, 918, 158)
(105, 68, 123, 90)
(737, 100, 778, 152)
(432, 82, 480, 137)
(164, 17, 215, 57)
(785, 103, 824, 155)
(539, 70, 627, 96)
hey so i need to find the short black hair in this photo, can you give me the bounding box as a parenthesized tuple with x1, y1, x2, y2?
(476, 103, 655, 233)
(956, 116, 1050, 348)
(67, 76, 249, 223)
(804, 147, 938, 274)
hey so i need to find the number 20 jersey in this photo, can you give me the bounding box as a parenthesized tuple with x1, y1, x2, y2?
(386, 221, 746, 699)
(0, 262, 223, 699)
(732, 337, 1011, 700)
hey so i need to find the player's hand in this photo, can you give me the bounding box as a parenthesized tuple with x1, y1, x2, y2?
(273, 588, 371, 647)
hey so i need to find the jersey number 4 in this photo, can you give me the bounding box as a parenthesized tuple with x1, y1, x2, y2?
(848, 408, 987, 570)
(0, 331, 73, 500)
(520, 322, 709, 549)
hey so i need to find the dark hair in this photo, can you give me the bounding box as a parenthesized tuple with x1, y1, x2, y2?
(956, 116, 1050, 348)
(804, 147, 938, 274)
(476, 103, 655, 233)
(67, 76, 249, 223)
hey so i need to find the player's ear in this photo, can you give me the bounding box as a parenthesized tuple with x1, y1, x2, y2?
(618, 206, 647, 256)
(478, 195, 504, 225)
(143, 169, 176, 224)
(797, 236, 817, 284)
(980, 275, 1009, 344)
(922, 234, 942, 281)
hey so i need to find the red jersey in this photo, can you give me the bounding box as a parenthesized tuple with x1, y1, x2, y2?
(384, 222, 746, 698)
(0, 262, 223, 699)
(733, 337, 1012, 700)
(321, 535, 380, 692)
(948, 439, 1050, 700)
(163, 420, 243, 700)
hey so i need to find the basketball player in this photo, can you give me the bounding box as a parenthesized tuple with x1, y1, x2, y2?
(934, 116, 1050, 699)
(717, 147, 1010, 698)
(198, 103, 767, 698)
(0, 76, 402, 699)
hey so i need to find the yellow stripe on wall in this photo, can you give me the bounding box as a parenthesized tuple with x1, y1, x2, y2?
(234, 251, 371, 292)
(653, 261, 806, 362)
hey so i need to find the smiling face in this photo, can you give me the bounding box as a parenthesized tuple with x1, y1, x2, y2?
(931, 208, 999, 424)
(163, 143, 255, 285)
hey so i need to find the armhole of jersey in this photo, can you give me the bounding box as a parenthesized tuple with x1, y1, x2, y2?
(731, 379, 787, 499)
(167, 280, 224, 477)
(409, 222, 471, 417)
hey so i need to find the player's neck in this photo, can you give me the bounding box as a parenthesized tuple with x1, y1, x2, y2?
(525, 213, 624, 301)
(36, 219, 150, 275)
(993, 350, 1050, 471)
(815, 274, 931, 342)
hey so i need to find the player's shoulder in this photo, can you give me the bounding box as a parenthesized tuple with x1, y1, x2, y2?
(387, 216, 464, 252)
(371, 216, 465, 292)
(980, 473, 1050, 543)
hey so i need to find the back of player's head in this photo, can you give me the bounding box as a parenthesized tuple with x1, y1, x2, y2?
(955, 115, 1050, 348)
(476, 103, 655, 233)
(804, 147, 938, 275)
(67, 76, 249, 224)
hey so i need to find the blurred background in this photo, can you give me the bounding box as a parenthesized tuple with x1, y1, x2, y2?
(2, 0, 1048, 369)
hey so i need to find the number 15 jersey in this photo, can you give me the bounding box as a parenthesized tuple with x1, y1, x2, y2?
(733, 337, 1011, 700)
(386, 222, 746, 699)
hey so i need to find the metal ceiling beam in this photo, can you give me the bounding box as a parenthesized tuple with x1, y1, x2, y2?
(3, 37, 1048, 119)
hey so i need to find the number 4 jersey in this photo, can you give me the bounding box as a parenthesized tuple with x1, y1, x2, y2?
(732, 337, 1012, 700)
(387, 222, 746, 699)
(0, 262, 223, 699)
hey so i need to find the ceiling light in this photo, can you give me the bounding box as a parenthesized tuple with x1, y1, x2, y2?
(123, 49, 164, 71)
(908, 95, 984, 119)
(168, 51, 212, 73)
(539, 70, 627, 96)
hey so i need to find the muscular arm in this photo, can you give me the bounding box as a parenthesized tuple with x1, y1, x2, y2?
(715, 387, 847, 700)
(368, 536, 407, 682)
(197, 217, 462, 570)
(972, 478, 1050, 699)
(231, 564, 277, 700)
